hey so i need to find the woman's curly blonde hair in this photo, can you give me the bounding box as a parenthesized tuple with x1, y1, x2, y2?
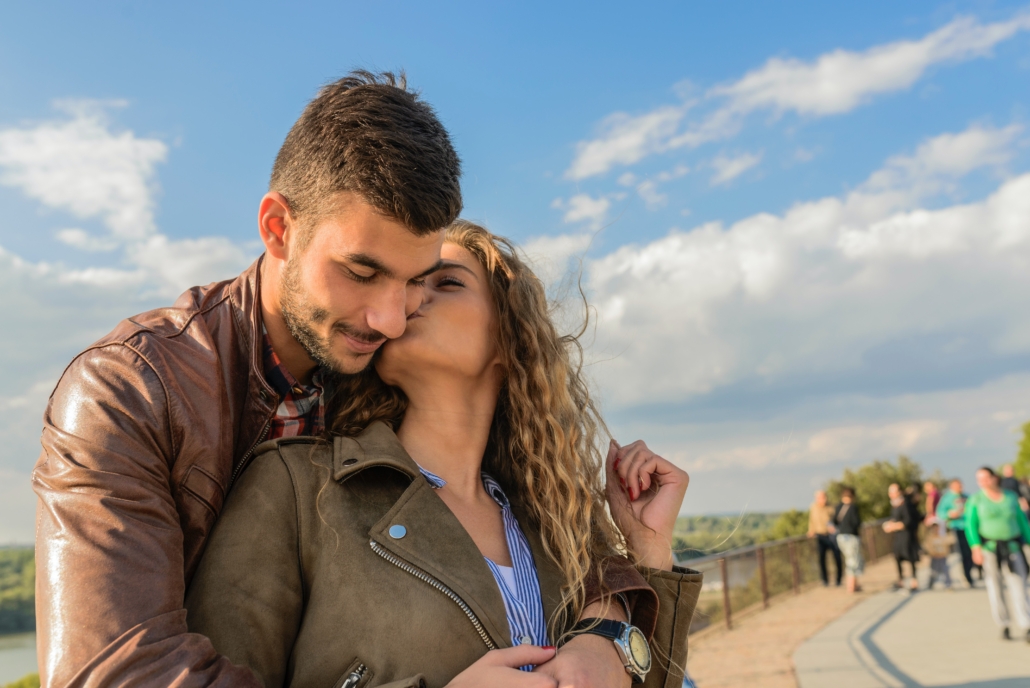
(328, 219, 626, 637)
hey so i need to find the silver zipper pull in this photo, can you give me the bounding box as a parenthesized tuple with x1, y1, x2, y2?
(340, 664, 366, 688)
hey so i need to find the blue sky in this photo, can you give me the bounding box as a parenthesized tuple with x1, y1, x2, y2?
(2, 1, 1030, 541)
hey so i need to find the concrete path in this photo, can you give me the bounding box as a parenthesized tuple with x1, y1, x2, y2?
(687, 556, 900, 687)
(794, 576, 1030, 687)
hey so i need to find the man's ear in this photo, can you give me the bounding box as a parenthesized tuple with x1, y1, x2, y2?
(259, 192, 295, 261)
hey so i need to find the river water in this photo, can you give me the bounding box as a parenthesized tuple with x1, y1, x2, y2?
(0, 633, 37, 684)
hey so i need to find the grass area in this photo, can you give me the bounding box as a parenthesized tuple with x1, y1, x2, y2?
(0, 548, 34, 635)
(1, 674, 39, 688)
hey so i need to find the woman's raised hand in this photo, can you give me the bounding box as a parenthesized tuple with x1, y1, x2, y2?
(445, 646, 558, 688)
(606, 439, 689, 571)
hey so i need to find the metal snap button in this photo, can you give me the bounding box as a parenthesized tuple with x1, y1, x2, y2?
(388, 524, 407, 539)
(519, 635, 532, 645)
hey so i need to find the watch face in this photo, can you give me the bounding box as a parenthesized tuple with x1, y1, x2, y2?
(626, 627, 652, 672)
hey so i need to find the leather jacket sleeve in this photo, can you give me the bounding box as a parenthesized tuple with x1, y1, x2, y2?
(33, 345, 260, 688)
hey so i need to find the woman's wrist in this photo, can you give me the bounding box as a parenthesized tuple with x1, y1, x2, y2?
(626, 532, 675, 571)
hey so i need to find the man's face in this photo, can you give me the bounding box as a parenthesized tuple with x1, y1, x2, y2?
(280, 195, 444, 375)
(949, 480, 962, 494)
(814, 491, 826, 506)
(1003, 464, 1015, 478)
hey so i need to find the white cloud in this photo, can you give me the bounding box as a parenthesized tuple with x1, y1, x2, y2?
(0, 100, 167, 240)
(712, 15, 1030, 117)
(566, 105, 690, 180)
(0, 102, 257, 298)
(584, 152, 1030, 410)
(710, 151, 763, 186)
(553, 193, 612, 229)
(56, 227, 120, 252)
(565, 13, 1030, 179)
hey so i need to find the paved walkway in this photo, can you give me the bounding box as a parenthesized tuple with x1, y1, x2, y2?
(687, 555, 900, 687)
(794, 573, 1030, 687)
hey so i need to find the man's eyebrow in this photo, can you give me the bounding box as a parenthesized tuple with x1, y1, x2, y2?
(413, 259, 446, 281)
(344, 253, 393, 279)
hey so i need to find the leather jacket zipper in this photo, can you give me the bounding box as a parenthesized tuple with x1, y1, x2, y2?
(338, 663, 367, 688)
(229, 417, 272, 490)
(370, 540, 497, 650)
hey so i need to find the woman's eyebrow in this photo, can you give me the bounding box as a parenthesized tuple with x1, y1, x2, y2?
(435, 261, 478, 278)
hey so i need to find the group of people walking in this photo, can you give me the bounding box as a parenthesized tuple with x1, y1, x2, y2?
(809, 465, 1030, 643)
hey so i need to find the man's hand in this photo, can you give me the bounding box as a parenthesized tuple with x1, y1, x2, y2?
(972, 546, 984, 567)
(532, 633, 630, 688)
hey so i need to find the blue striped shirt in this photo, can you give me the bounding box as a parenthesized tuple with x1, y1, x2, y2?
(417, 466, 550, 661)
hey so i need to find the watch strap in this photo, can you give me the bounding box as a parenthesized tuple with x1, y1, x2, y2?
(569, 618, 626, 640)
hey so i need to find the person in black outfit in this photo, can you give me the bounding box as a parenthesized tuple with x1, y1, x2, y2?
(884, 483, 921, 592)
(833, 486, 864, 593)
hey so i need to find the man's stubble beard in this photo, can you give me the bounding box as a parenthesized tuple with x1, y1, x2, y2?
(279, 257, 382, 376)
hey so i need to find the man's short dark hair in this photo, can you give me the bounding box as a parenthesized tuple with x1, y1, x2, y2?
(271, 70, 462, 236)
(840, 486, 855, 499)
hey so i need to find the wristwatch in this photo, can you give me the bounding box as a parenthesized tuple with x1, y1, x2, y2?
(567, 618, 651, 684)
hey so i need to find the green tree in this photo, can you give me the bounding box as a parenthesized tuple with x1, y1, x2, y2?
(1015, 421, 1030, 479)
(2, 674, 40, 688)
(0, 548, 35, 635)
(764, 509, 810, 541)
(826, 455, 923, 520)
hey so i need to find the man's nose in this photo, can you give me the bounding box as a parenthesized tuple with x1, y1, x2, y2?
(366, 283, 409, 340)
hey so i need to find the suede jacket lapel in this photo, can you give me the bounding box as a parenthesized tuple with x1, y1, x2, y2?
(333, 422, 538, 649)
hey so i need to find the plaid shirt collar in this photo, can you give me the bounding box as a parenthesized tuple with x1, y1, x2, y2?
(262, 332, 326, 439)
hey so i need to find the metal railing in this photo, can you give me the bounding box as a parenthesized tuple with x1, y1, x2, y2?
(680, 519, 892, 633)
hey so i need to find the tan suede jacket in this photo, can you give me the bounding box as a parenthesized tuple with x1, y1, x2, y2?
(33, 258, 663, 688)
(185, 422, 702, 688)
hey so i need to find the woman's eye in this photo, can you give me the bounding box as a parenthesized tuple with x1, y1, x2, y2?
(435, 276, 465, 288)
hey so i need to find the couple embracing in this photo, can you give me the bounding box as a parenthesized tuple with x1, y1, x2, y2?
(33, 71, 701, 688)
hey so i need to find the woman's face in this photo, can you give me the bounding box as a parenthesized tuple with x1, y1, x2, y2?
(376, 241, 501, 390)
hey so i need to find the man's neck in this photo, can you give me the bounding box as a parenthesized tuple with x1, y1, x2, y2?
(396, 374, 501, 500)
(260, 258, 319, 385)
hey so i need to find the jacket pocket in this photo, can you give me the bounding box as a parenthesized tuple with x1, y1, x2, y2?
(333, 658, 373, 688)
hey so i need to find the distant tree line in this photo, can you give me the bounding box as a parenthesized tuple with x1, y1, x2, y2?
(0, 547, 34, 635)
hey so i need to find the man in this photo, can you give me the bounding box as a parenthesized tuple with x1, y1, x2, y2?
(999, 463, 1030, 514)
(807, 490, 842, 587)
(936, 479, 977, 587)
(967, 466, 1030, 642)
(34, 72, 652, 687)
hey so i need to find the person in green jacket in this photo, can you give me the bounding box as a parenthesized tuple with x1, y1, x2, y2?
(967, 466, 1030, 641)
(936, 479, 978, 586)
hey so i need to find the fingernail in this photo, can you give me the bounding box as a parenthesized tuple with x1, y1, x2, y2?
(542, 645, 556, 651)
(619, 477, 625, 486)
(613, 458, 621, 470)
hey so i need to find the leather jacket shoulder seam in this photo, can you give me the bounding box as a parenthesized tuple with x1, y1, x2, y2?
(120, 341, 178, 459)
(164, 290, 233, 341)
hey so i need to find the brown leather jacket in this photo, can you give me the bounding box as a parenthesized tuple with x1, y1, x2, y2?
(33, 258, 660, 688)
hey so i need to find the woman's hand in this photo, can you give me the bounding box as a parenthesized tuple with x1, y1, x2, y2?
(606, 439, 689, 571)
(445, 646, 558, 688)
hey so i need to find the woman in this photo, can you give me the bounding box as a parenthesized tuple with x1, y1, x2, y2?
(186, 221, 701, 687)
(832, 487, 863, 593)
(883, 483, 921, 592)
